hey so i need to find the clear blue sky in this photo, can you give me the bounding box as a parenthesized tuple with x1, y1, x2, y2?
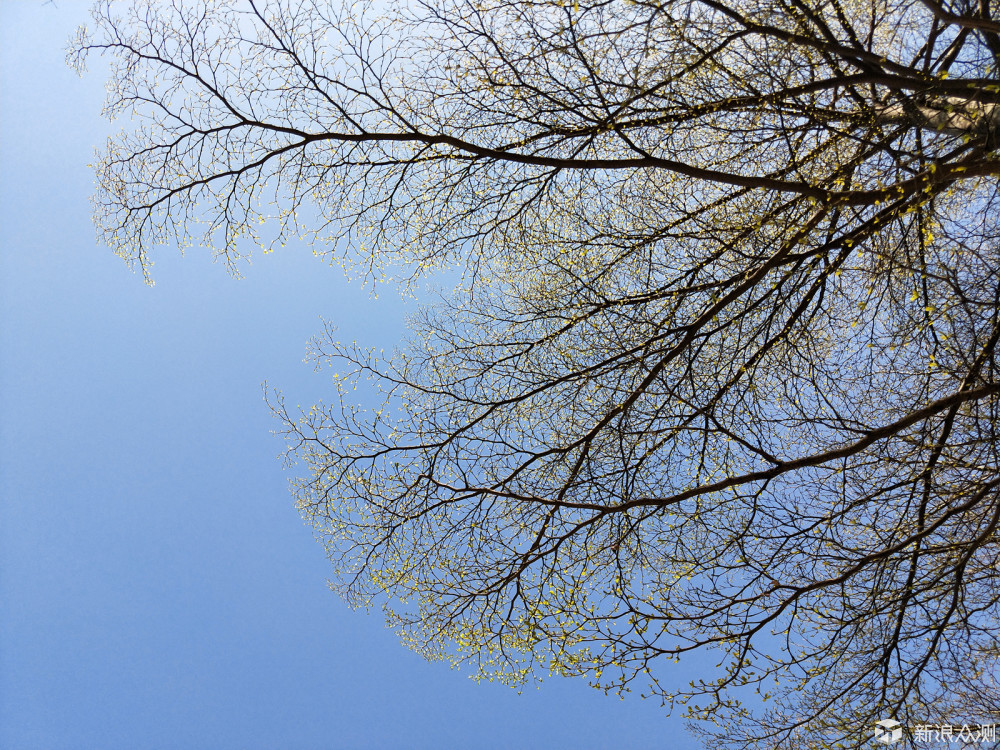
(0, 3, 700, 748)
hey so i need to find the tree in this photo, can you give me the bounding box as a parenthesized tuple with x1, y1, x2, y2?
(71, 0, 1000, 745)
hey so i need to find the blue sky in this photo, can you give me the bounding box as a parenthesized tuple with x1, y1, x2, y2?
(0, 3, 698, 748)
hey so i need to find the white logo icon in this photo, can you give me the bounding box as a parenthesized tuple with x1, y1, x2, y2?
(874, 719, 903, 744)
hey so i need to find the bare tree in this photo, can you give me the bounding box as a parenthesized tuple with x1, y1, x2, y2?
(71, 0, 1000, 745)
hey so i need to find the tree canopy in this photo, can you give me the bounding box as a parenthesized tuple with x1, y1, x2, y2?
(72, 0, 1000, 746)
